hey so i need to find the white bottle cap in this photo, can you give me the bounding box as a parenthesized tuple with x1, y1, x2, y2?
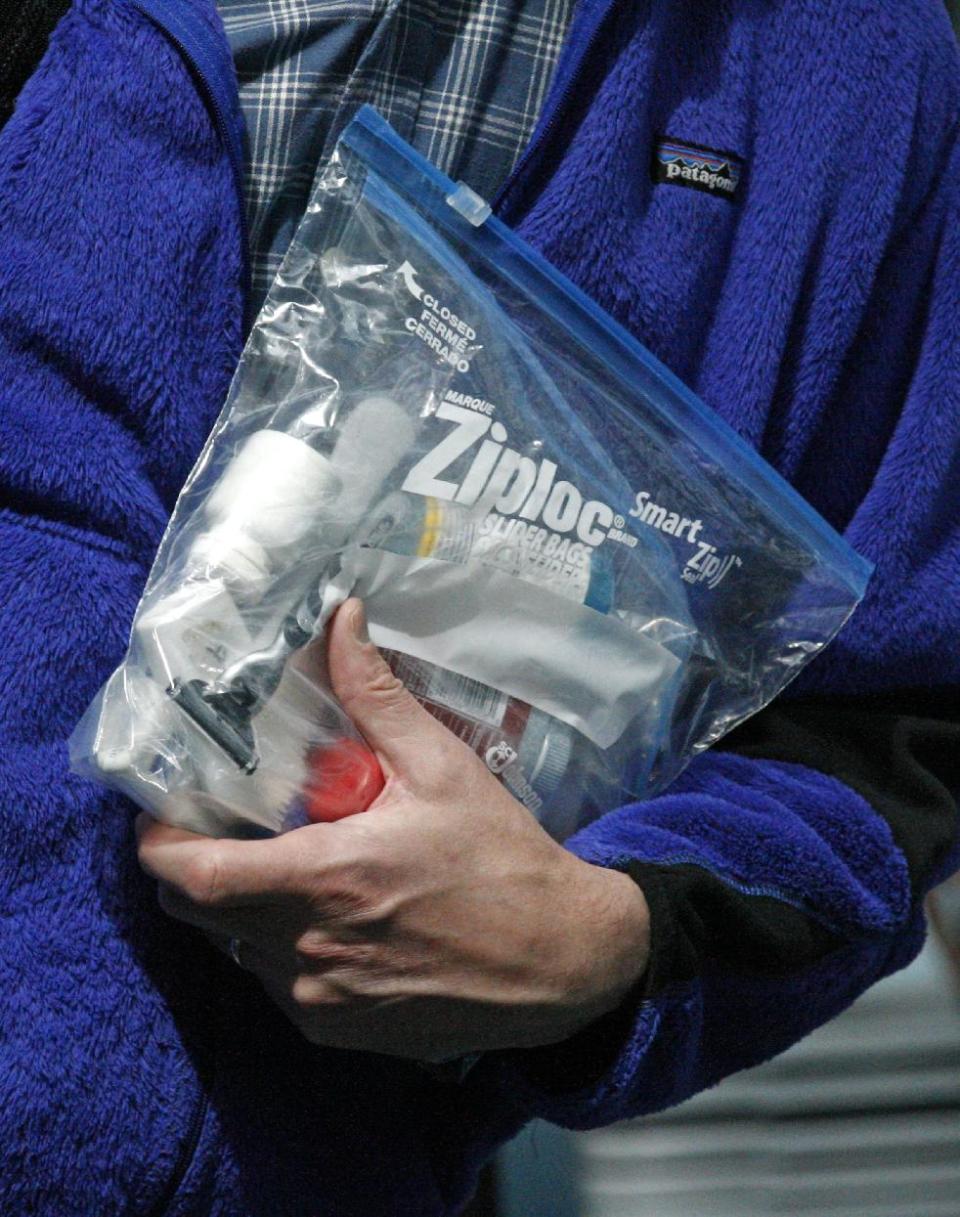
(189, 524, 271, 584)
(331, 396, 417, 521)
(206, 430, 343, 547)
(189, 431, 344, 583)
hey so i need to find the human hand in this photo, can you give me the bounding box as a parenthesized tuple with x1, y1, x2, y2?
(137, 599, 650, 1062)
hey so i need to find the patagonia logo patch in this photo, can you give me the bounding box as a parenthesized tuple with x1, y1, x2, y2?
(653, 137, 744, 201)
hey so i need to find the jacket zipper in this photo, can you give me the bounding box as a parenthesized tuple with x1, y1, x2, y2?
(491, 0, 619, 222)
(145, 1084, 208, 1217)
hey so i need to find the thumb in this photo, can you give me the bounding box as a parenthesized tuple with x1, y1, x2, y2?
(326, 598, 456, 778)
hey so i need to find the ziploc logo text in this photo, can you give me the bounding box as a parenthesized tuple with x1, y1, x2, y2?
(629, 489, 742, 588)
(402, 402, 630, 548)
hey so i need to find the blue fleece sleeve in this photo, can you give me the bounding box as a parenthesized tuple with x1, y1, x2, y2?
(471, 751, 931, 1128)
(469, 24, 960, 1129)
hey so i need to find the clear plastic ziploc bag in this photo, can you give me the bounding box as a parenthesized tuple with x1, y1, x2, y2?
(70, 107, 871, 841)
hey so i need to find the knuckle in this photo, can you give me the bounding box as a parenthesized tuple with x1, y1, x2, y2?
(342, 655, 410, 716)
(294, 929, 339, 966)
(180, 850, 223, 907)
(291, 974, 344, 1011)
(136, 835, 162, 879)
(308, 857, 388, 925)
(294, 932, 379, 973)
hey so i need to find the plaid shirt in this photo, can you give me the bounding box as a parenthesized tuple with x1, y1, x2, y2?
(217, 0, 573, 304)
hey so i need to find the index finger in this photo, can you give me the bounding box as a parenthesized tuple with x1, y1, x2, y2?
(135, 814, 322, 909)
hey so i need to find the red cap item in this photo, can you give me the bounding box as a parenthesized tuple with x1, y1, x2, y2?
(303, 737, 385, 821)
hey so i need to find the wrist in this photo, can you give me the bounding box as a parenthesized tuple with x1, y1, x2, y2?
(554, 856, 651, 1038)
(482, 855, 652, 1094)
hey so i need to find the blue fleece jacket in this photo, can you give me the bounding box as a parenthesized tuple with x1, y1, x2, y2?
(1, 0, 958, 1214)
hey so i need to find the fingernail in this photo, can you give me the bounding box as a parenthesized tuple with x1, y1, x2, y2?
(351, 601, 369, 643)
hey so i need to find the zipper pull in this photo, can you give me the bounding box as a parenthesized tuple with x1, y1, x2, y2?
(446, 181, 491, 227)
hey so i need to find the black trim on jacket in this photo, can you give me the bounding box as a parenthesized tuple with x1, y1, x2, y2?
(0, 0, 70, 132)
(625, 688, 960, 1001)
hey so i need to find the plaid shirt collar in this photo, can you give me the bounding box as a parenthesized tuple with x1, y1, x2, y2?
(217, 0, 573, 304)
